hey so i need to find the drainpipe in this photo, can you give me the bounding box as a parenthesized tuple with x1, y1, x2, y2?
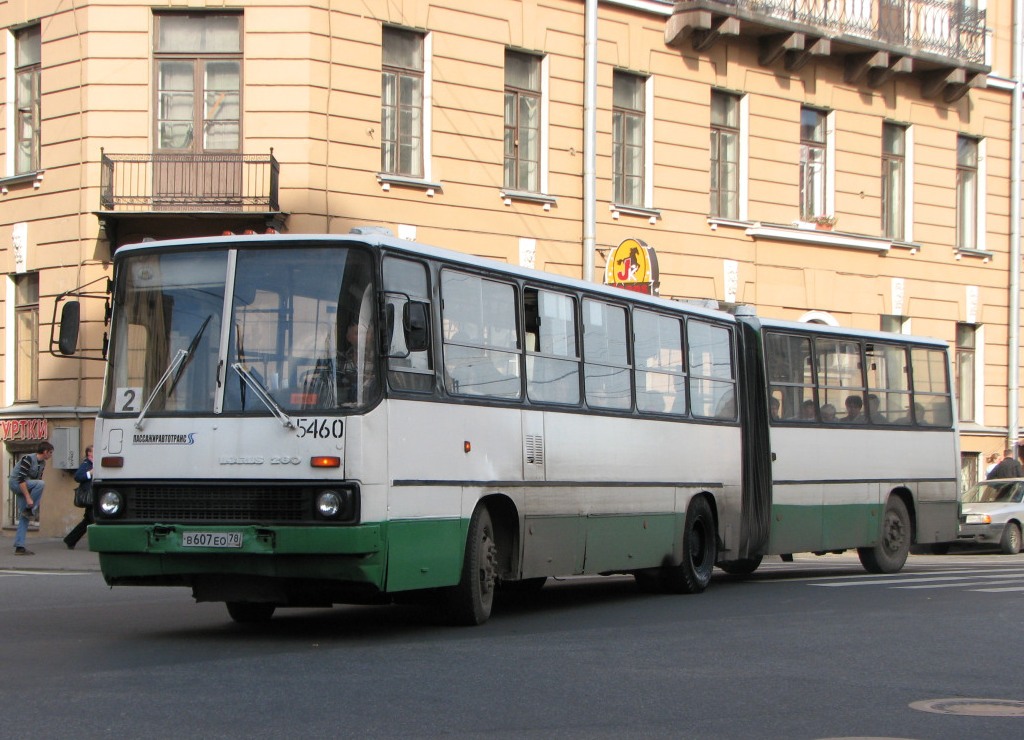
(582, 0, 598, 282)
(1009, 0, 1023, 447)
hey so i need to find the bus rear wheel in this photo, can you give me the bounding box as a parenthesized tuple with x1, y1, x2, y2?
(858, 496, 911, 574)
(444, 505, 498, 626)
(718, 556, 763, 576)
(664, 496, 717, 594)
(226, 602, 276, 623)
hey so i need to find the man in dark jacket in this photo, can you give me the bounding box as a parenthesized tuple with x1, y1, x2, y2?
(987, 448, 1023, 480)
(7, 440, 54, 555)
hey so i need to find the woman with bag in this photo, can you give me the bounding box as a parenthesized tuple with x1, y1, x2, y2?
(64, 445, 93, 550)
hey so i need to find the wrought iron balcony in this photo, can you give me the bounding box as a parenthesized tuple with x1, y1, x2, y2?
(666, 0, 988, 100)
(99, 150, 280, 213)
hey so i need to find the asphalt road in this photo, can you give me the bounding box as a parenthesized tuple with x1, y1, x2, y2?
(3, 549, 1023, 739)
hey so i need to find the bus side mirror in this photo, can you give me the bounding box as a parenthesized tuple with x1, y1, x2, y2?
(58, 301, 81, 356)
(404, 302, 429, 352)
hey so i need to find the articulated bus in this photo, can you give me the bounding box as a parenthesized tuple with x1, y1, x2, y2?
(60, 231, 959, 624)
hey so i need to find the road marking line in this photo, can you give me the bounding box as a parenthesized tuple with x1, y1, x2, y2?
(895, 578, 1024, 589)
(809, 572, 1024, 587)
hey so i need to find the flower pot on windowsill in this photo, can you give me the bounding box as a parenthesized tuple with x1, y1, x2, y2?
(815, 223, 834, 231)
(811, 215, 838, 231)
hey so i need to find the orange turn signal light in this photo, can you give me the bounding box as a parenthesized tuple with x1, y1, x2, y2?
(310, 456, 341, 468)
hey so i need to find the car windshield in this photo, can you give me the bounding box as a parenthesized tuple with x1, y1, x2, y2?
(963, 481, 1024, 504)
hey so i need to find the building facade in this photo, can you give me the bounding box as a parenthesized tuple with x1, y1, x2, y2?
(1, 0, 1021, 538)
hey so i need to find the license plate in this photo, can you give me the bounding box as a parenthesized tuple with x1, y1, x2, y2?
(181, 531, 243, 548)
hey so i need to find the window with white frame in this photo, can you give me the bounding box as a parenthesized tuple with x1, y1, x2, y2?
(612, 71, 646, 208)
(881, 122, 908, 241)
(14, 273, 39, 402)
(955, 322, 977, 423)
(710, 90, 740, 220)
(504, 50, 542, 193)
(956, 135, 985, 250)
(12, 25, 41, 175)
(381, 27, 426, 178)
(880, 315, 910, 335)
(799, 107, 828, 222)
(154, 14, 242, 154)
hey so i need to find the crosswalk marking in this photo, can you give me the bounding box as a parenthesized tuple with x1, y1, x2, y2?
(778, 561, 1024, 594)
(810, 570, 1024, 588)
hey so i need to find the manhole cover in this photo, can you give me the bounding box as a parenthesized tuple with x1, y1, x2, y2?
(910, 698, 1024, 717)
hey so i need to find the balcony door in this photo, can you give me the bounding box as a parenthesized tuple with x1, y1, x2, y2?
(154, 13, 242, 209)
(878, 0, 906, 46)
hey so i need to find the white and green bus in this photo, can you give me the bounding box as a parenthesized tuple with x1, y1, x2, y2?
(58, 231, 959, 624)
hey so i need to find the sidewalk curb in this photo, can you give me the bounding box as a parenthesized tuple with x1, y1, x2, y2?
(0, 536, 101, 573)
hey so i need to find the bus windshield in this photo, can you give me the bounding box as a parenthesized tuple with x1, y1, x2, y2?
(102, 245, 379, 416)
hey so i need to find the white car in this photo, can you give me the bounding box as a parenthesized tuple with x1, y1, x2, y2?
(958, 478, 1024, 555)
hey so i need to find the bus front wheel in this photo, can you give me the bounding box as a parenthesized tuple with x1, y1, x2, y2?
(858, 497, 911, 574)
(664, 496, 717, 594)
(445, 505, 498, 626)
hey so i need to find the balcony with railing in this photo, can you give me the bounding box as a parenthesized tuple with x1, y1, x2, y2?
(666, 0, 988, 101)
(100, 149, 280, 213)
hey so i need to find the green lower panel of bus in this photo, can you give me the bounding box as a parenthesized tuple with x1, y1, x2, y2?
(88, 520, 470, 593)
(767, 502, 883, 554)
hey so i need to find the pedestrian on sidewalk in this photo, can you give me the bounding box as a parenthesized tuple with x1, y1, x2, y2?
(8, 440, 54, 556)
(64, 445, 94, 550)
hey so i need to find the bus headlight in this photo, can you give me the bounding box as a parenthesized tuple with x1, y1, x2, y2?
(98, 490, 123, 518)
(317, 490, 343, 518)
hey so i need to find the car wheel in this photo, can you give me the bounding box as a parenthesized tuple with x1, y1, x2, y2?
(999, 522, 1022, 555)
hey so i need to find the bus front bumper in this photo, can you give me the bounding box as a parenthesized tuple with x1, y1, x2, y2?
(87, 523, 385, 589)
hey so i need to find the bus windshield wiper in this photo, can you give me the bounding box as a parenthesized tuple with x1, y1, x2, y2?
(134, 348, 188, 431)
(231, 362, 295, 429)
(167, 314, 212, 397)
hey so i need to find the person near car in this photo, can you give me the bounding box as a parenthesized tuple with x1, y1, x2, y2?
(987, 448, 1023, 480)
(985, 451, 1002, 476)
(8, 440, 55, 556)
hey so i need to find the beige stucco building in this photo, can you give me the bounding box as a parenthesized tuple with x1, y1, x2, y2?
(1, 0, 1021, 539)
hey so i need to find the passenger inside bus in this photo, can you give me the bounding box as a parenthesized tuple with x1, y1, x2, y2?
(867, 393, 888, 423)
(842, 395, 865, 422)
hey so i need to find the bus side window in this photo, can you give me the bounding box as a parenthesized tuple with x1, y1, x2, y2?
(582, 299, 631, 410)
(441, 270, 522, 400)
(688, 320, 735, 421)
(383, 256, 434, 393)
(765, 332, 815, 421)
(633, 309, 685, 415)
(525, 288, 580, 405)
(815, 337, 866, 423)
(910, 347, 953, 428)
